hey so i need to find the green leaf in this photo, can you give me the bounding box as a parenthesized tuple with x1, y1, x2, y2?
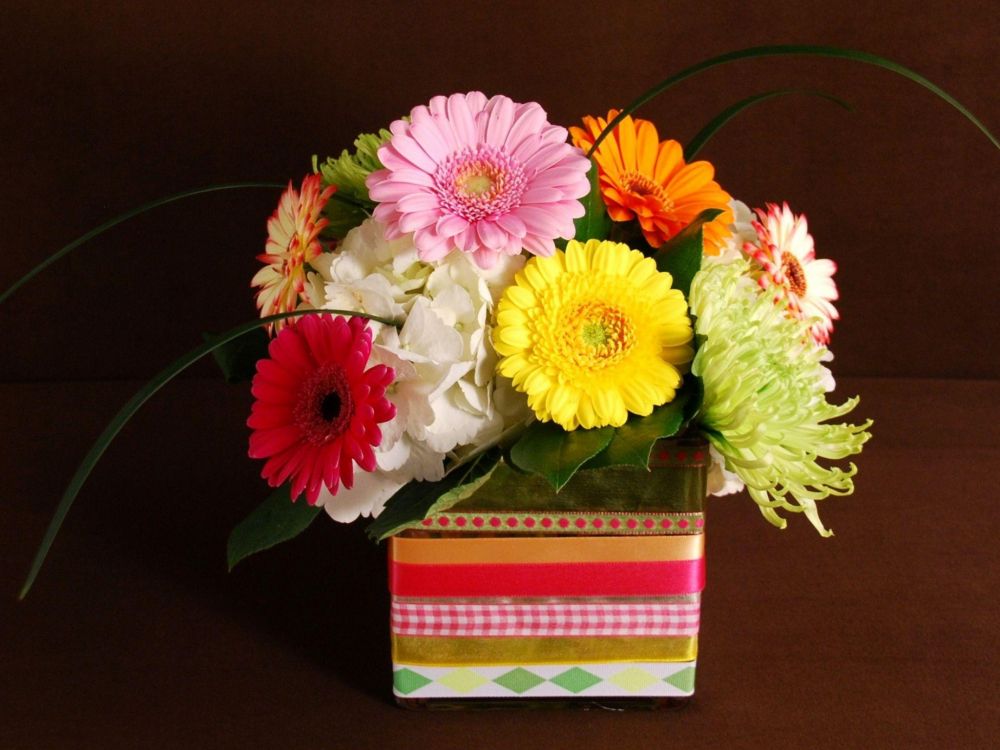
(203, 327, 270, 383)
(366, 449, 502, 541)
(684, 89, 852, 160)
(18, 307, 400, 599)
(682, 374, 705, 425)
(509, 423, 614, 491)
(587, 45, 998, 156)
(583, 388, 692, 471)
(1, 182, 284, 306)
(654, 208, 721, 297)
(227, 485, 321, 571)
(572, 159, 612, 243)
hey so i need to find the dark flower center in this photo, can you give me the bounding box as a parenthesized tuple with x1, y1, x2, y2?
(781, 252, 808, 296)
(293, 364, 354, 445)
(320, 392, 342, 422)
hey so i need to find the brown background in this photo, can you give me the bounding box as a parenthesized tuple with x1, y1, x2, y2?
(1, 2, 998, 748)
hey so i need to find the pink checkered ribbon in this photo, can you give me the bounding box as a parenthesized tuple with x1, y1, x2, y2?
(390, 599, 701, 637)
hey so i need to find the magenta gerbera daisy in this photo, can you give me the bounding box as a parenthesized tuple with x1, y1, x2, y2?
(366, 92, 591, 269)
(252, 174, 336, 333)
(247, 314, 396, 505)
(744, 202, 840, 345)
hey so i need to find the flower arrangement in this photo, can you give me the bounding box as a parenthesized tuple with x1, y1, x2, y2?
(236, 88, 872, 547)
(13, 45, 995, 613)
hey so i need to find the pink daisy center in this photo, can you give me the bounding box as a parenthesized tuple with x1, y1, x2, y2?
(292, 363, 355, 446)
(434, 145, 528, 222)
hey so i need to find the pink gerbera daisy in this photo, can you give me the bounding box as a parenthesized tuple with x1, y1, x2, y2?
(252, 175, 336, 332)
(744, 202, 840, 345)
(366, 92, 591, 269)
(247, 314, 396, 505)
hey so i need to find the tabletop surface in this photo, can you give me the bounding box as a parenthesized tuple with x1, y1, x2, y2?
(3, 376, 996, 749)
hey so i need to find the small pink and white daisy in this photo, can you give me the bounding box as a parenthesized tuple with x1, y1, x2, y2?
(366, 92, 591, 269)
(744, 202, 839, 345)
(252, 175, 336, 332)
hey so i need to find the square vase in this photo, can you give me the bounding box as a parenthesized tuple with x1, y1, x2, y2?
(388, 437, 708, 709)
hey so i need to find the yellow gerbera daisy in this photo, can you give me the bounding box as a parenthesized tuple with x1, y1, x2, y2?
(569, 110, 732, 254)
(494, 239, 693, 430)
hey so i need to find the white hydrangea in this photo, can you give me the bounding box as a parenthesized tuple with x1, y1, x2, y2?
(706, 199, 756, 265)
(306, 219, 527, 522)
(706, 444, 744, 496)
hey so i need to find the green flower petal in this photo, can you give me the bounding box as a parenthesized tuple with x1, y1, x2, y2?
(689, 259, 872, 536)
(312, 128, 393, 237)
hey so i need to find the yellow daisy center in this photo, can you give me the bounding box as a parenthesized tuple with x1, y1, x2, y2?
(781, 252, 808, 296)
(561, 302, 635, 369)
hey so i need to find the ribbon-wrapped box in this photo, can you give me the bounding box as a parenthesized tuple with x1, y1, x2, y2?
(388, 438, 708, 707)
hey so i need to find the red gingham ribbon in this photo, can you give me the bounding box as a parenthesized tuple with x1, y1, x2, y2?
(390, 599, 701, 637)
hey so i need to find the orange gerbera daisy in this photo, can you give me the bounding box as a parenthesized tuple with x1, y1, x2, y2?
(570, 110, 732, 253)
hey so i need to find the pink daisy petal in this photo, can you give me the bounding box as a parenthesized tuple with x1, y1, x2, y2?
(436, 213, 469, 236)
(380, 168, 434, 188)
(396, 192, 441, 213)
(446, 93, 478, 144)
(517, 205, 565, 236)
(473, 246, 500, 268)
(501, 235, 523, 258)
(389, 134, 438, 173)
(523, 234, 556, 256)
(368, 179, 423, 203)
(484, 96, 516, 148)
(398, 209, 441, 233)
(504, 104, 548, 152)
(476, 220, 509, 249)
(453, 226, 478, 253)
(409, 120, 452, 162)
(520, 187, 567, 205)
(496, 213, 527, 238)
(371, 202, 398, 224)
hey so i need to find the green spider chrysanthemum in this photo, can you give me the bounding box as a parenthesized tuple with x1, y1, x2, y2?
(313, 129, 392, 237)
(689, 258, 872, 536)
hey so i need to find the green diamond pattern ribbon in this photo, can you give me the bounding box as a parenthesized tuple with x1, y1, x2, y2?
(392, 661, 697, 699)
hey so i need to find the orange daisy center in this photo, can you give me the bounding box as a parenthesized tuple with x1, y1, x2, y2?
(621, 171, 672, 209)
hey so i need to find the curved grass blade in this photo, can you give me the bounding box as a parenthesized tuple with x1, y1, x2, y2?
(588, 45, 998, 156)
(18, 308, 399, 599)
(684, 89, 852, 161)
(1, 182, 284, 305)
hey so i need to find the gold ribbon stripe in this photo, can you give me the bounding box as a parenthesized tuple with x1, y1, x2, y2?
(391, 635, 698, 666)
(389, 534, 703, 565)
